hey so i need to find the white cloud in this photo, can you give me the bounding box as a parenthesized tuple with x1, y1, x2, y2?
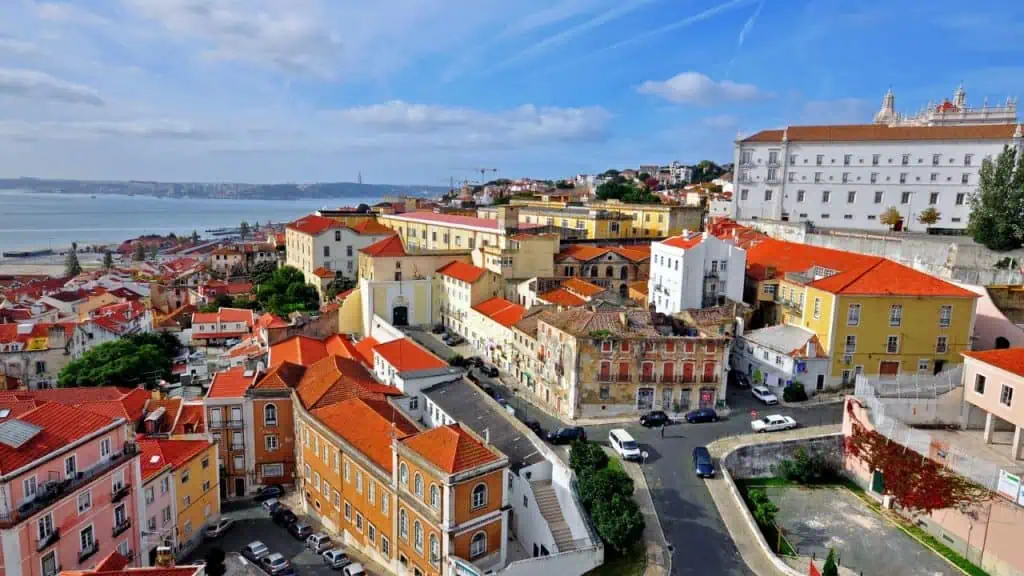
(0, 119, 219, 141)
(0, 68, 104, 106)
(35, 2, 111, 26)
(499, 0, 605, 38)
(702, 114, 739, 128)
(638, 72, 766, 105)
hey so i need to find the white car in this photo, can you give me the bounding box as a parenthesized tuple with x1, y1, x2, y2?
(751, 386, 779, 405)
(751, 415, 798, 433)
(204, 517, 234, 538)
(608, 429, 642, 461)
(343, 563, 366, 576)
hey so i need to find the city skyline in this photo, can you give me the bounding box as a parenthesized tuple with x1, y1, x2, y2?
(0, 0, 1022, 184)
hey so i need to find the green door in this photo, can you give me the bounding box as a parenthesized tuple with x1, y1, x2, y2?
(871, 470, 885, 494)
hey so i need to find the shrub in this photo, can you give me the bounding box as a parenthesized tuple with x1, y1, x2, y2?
(783, 381, 808, 403)
(775, 447, 839, 485)
(570, 441, 608, 474)
(822, 547, 839, 576)
(591, 493, 646, 554)
(578, 467, 634, 511)
(449, 354, 467, 367)
(748, 488, 778, 527)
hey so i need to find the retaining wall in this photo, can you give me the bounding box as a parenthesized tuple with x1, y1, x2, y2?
(723, 434, 844, 479)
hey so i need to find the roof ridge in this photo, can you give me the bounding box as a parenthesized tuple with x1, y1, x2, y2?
(818, 257, 886, 293)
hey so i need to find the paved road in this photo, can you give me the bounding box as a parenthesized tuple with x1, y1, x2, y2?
(403, 326, 845, 576)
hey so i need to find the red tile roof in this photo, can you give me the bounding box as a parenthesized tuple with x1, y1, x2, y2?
(807, 258, 978, 298)
(137, 438, 211, 481)
(661, 232, 703, 250)
(557, 244, 650, 263)
(373, 338, 448, 373)
(73, 388, 151, 422)
(172, 404, 206, 435)
(353, 337, 379, 368)
(561, 277, 605, 298)
(400, 423, 501, 474)
(744, 238, 876, 281)
(348, 219, 393, 235)
(257, 314, 290, 329)
(270, 335, 328, 367)
(312, 398, 415, 473)
(325, 334, 360, 360)
(94, 551, 130, 572)
(473, 297, 527, 327)
(287, 214, 344, 235)
(191, 307, 254, 326)
(0, 402, 117, 475)
(437, 261, 487, 284)
(360, 235, 405, 257)
(538, 288, 586, 307)
(295, 355, 400, 410)
(144, 398, 182, 434)
(742, 123, 1019, 143)
(313, 267, 335, 279)
(253, 361, 306, 390)
(206, 366, 254, 399)
(962, 348, 1024, 378)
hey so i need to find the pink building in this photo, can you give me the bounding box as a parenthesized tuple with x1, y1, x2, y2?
(0, 402, 144, 576)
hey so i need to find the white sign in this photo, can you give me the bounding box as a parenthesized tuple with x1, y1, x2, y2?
(998, 469, 1020, 500)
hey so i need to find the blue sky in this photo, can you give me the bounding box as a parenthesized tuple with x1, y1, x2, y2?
(0, 0, 1022, 185)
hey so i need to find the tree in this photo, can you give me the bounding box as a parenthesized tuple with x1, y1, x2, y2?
(59, 333, 182, 388)
(692, 160, 724, 183)
(325, 276, 356, 300)
(239, 220, 250, 239)
(256, 265, 321, 316)
(191, 230, 200, 244)
(205, 548, 227, 576)
(102, 250, 114, 271)
(578, 467, 635, 511)
(752, 368, 763, 385)
(879, 206, 903, 230)
(596, 178, 660, 203)
(637, 172, 651, 182)
(782, 381, 808, 403)
(250, 260, 278, 286)
(555, 180, 574, 189)
(822, 548, 839, 576)
(591, 493, 645, 554)
(775, 447, 838, 484)
(968, 145, 1024, 251)
(229, 262, 246, 278)
(917, 206, 941, 230)
(748, 488, 778, 527)
(570, 441, 609, 474)
(199, 293, 235, 313)
(64, 242, 82, 277)
(356, 203, 371, 213)
(599, 169, 620, 179)
(132, 242, 146, 262)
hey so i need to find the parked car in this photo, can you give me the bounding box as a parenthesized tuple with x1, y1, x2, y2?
(306, 533, 333, 554)
(546, 426, 586, 445)
(343, 563, 367, 576)
(750, 414, 798, 433)
(262, 498, 281, 514)
(323, 548, 352, 570)
(467, 356, 485, 368)
(205, 517, 234, 539)
(432, 324, 446, 334)
(289, 521, 313, 540)
(260, 553, 292, 575)
(684, 408, 719, 423)
(734, 371, 751, 388)
(751, 386, 779, 405)
(272, 507, 297, 526)
(242, 541, 270, 563)
(608, 428, 642, 461)
(639, 410, 670, 427)
(480, 364, 499, 377)
(693, 446, 715, 478)
(253, 484, 284, 502)
(444, 334, 465, 346)
(522, 420, 544, 436)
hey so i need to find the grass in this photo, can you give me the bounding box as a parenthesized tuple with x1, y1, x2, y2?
(585, 542, 646, 576)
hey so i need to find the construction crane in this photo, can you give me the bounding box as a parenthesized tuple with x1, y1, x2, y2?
(469, 168, 498, 184)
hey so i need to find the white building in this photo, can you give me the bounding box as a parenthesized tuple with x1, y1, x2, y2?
(284, 214, 392, 293)
(734, 87, 1022, 232)
(648, 231, 746, 314)
(731, 323, 831, 394)
(670, 161, 692, 185)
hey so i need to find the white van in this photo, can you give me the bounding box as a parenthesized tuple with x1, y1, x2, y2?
(608, 429, 642, 461)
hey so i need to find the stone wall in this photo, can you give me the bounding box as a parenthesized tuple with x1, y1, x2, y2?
(265, 307, 339, 345)
(722, 433, 844, 479)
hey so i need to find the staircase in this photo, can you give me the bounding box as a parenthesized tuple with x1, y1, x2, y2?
(530, 480, 575, 552)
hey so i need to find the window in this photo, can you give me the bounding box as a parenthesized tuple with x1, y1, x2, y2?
(870, 173, 878, 184)
(899, 173, 907, 184)
(80, 525, 95, 553)
(100, 438, 111, 458)
(975, 374, 986, 394)
(847, 190, 856, 203)
(356, 471, 363, 494)
(344, 460, 351, 482)
(1000, 384, 1014, 407)
(262, 463, 284, 477)
(955, 193, 965, 205)
(23, 476, 37, 502)
(936, 336, 948, 354)
(962, 173, 970, 185)
(814, 172, 822, 183)
(843, 154, 852, 166)
(65, 455, 77, 477)
(323, 479, 330, 495)
(304, 463, 311, 479)
(964, 154, 973, 166)
(822, 190, 830, 203)
(264, 404, 277, 425)
(399, 509, 408, 539)
(430, 533, 440, 566)
(471, 483, 488, 509)
(399, 462, 408, 486)
(265, 435, 279, 451)
(901, 191, 911, 204)
(356, 512, 363, 532)
(470, 531, 487, 559)
(816, 154, 824, 166)
(333, 490, 341, 509)
(741, 189, 748, 201)
(796, 190, 805, 202)
(939, 305, 952, 327)
(78, 490, 91, 513)
(162, 506, 172, 525)
(813, 298, 821, 319)
(929, 192, 939, 205)
(382, 536, 391, 558)
(413, 521, 424, 555)
(430, 484, 440, 509)
(369, 480, 376, 504)
(314, 471, 321, 492)
(233, 455, 243, 471)
(344, 501, 351, 521)
(201, 456, 209, 469)
(183, 493, 191, 507)
(790, 154, 797, 164)
(872, 153, 880, 166)
(323, 246, 330, 257)
(889, 305, 903, 327)
(902, 154, 910, 166)
(161, 476, 170, 494)
(38, 513, 54, 542)
(347, 245, 353, 257)
(764, 190, 772, 202)
(414, 473, 423, 497)
(382, 494, 390, 517)
(886, 336, 900, 354)
(42, 551, 57, 576)
(930, 172, 938, 182)
(847, 304, 860, 326)
(842, 172, 849, 183)
(369, 523, 377, 544)
(147, 516, 157, 532)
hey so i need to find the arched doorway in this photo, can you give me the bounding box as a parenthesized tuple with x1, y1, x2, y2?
(996, 336, 1011, 349)
(392, 295, 410, 326)
(619, 284, 629, 298)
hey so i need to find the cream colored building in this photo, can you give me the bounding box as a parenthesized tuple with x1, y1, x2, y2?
(376, 208, 531, 252)
(436, 261, 504, 339)
(285, 214, 392, 298)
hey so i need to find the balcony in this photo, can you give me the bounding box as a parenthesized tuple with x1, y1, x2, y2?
(597, 373, 614, 383)
(37, 528, 60, 552)
(660, 374, 695, 384)
(111, 484, 131, 503)
(639, 375, 657, 384)
(112, 518, 131, 537)
(0, 443, 138, 529)
(79, 540, 100, 563)
(614, 374, 632, 383)
(701, 375, 720, 384)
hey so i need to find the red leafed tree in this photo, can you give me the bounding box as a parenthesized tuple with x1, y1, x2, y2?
(845, 400, 988, 514)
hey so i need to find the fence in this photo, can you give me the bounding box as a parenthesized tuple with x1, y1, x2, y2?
(854, 365, 962, 399)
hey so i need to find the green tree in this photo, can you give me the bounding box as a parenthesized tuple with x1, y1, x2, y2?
(569, 441, 609, 474)
(748, 489, 778, 527)
(191, 230, 200, 244)
(879, 206, 903, 230)
(599, 169, 620, 179)
(596, 177, 661, 203)
(591, 493, 645, 554)
(822, 548, 839, 576)
(239, 220, 250, 239)
(256, 265, 321, 316)
(102, 250, 114, 271)
(578, 467, 635, 511)
(968, 145, 1024, 251)
(692, 160, 724, 183)
(64, 242, 82, 277)
(917, 206, 941, 229)
(555, 180, 574, 189)
(59, 333, 181, 388)
(775, 447, 839, 484)
(250, 260, 279, 286)
(204, 548, 227, 576)
(132, 243, 146, 262)
(199, 293, 235, 313)
(325, 276, 356, 300)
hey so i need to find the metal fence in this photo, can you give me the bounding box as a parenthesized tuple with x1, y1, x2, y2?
(854, 365, 962, 399)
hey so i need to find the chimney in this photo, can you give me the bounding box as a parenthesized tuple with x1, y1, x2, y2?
(483, 428, 490, 444)
(765, 266, 777, 279)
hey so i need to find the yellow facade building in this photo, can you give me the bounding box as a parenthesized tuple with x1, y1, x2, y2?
(476, 199, 703, 239)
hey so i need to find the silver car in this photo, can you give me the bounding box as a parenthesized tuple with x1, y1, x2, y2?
(306, 533, 333, 554)
(323, 548, 351, 570)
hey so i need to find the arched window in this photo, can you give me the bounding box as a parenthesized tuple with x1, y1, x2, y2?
(263, 403, 277, 426)
(430, 533, 440, 566)
(605, 265, 613, 277)
(399, 463, 408, 486)
(470, 531, 487, 559)
(414, 473, 424, 498)
(413, 520, 424, 554)
(399, 509, 408, 540)
(620, 266, 628, 280)
(430, 484, 440, 509)
(590, 266, 598, 278)
(471, 483, 488, 510)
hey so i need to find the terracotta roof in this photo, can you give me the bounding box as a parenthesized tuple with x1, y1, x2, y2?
(744, 238, 876, 281)
(390, 211, 504, 230)
(661, 232, 703, 250)
(808, 258, 978, 298)
(325, 334, 360, 360)
(473, 297, 527, 328)
(742, 123, 1019, 143)
(270, 335, 328, 367)
(962, 348, 1024, 378)
(73, 388, 151, 422)
(257, 313, 289, 329)
(360, 234, 406, 257)
(348, 219, 393, 235)
(172, 404, 206, 435)
(254, 361, 306, 390)
(94, 551, 130, 572)
(373, 338, 448, 373)
(557, 244, 650, 263)
(312, 398, 415, 473)
(144, 398, 182, 434)
(287, 214, 344, 235)
(561, 277, 605, 297)
(353, 337, 379, 368)
(400, 423, 501, 474)
(437, 261, 487, 284)
(191, 307, 254, 326)
(207, 366, 254, 399)
(295, 355, 401, 410)
(538, 288, 586, 307)
(137, 438, 211, 481)
(0, 402, 117, 475)
(0, 322, 73, 348)
(313, 267, 335, 279)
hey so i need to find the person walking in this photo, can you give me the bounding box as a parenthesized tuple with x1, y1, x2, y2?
(661, 422, 666, 438)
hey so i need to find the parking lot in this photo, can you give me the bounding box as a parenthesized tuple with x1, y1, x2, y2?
(185, 501, 378, 576)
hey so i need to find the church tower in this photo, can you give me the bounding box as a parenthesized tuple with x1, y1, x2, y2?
(953, 84, 966, 109)
(873, 87, 897, 124)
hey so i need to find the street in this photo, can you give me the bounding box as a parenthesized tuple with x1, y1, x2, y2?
(405, 326, 844, 576)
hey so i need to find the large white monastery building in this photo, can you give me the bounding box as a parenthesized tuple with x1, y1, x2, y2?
(733, 86, 1022, 232)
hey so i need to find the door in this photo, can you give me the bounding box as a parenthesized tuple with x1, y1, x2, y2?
(879, 361, 900, 377)
(683, 363, 694, 382)
(234, 478, 246, 498)
(702, 362, 716, 383)
(662, 388, 673, 411)
(392, 306, 409, 326)
(662, 362, 675, 384)
(933, 360, 945, 375)
(641, 362, 654, 383)
(637, 388, 654, 410)
(816, 374, 825, 391)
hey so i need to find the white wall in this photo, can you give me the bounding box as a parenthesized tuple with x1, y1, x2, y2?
(360, 278, 435, 336)
(508, 465, 558, 559)
(369, 314, 405, 343)
(649, 234, 746, 314)
(731, 339, 831, 392)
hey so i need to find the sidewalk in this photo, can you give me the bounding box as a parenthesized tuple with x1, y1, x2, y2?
(704, 425, 842, 576)
(604, 448, 672, 576)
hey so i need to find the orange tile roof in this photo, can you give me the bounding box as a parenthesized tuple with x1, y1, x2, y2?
(611, 245, 650, 261)
(353, 337, 379, 368)
(94, 551, 130, 572)
(538, 288, 586, 307)
(144, 398, 182, 434)
(313, 267, 335, 279)
(437, 261, 487, 284)
(962, 348, 1024, 378)
(661, 232, 703, 250)
(171, 404, 206, 435)
(373, 338, 448, 373)
(253, 361, 306, 390)
(270, 335, 328, 367)
(557, 245, 609, 262)
(287, 214, 344, 235)
(561, 277, 605, 297)
(807, 258, 978, 298)
(191, 307, 254, 327)
(312, 398, 415, 473)
(472, 297, 527, 328)
(74, 388, 151, 422)
(360, 234, 405, 257)
(325, 334, 360, 360)
(744, 238, 877, 281)
(295, 355, 400, 410)
(207, 366, 254, 398)
(257, 313, 289, 329)
(400, 423, 501, 474)
(137, 438, 211, 481)
(742, 123, 1019, 143)
(348, 219, 393, 235)
(0, 402, 117, 474)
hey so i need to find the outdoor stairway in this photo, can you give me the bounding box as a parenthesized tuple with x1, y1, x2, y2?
(530, 479, 576, 552)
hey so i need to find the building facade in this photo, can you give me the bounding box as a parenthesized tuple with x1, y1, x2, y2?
(648, 232, 746, 314)
(285, 214, 392, 297)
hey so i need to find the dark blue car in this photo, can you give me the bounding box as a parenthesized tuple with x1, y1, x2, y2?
(685, 408, 718, 423)
(693, 446, 715, 478)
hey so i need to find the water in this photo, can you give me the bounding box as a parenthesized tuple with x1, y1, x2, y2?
(0, 190, 384, 252)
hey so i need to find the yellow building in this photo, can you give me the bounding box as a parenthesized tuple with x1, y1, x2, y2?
(746, 238, 978, 386)
(376, 208, 525, 252)
(480, 199, 703, 239)
(477, 204, 634, 240)
(479, 233, 559, 281)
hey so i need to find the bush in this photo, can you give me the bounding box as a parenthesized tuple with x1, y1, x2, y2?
(822, 547, 839, 576)
(783, 381, 808, 403)
(59, 332, 182, 388)
(448, 354, 467, 367)
(748, 488, 778, 527)
(570, 441, 608, 474)
(775, 447, 839, 485)
(578, 467, 634, 511)
(591, 493, 645, 554)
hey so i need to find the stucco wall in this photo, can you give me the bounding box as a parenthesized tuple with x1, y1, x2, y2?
(723, 434, 844, 479)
